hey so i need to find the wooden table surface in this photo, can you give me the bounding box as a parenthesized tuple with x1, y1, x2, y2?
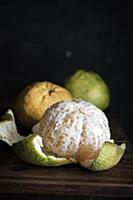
(0, 116, 133, 198)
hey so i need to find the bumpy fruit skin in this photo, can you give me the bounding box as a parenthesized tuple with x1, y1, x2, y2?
(65, 70, 110, 110)
(14, 81, 73, 127)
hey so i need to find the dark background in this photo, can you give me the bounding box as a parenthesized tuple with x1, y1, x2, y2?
(0, 1, 133, 199)
(0, 0, 133, 139)
(0, 1, 133, 139)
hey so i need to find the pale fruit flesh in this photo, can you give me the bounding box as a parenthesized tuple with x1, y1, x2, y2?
(33, 99, 111, 166)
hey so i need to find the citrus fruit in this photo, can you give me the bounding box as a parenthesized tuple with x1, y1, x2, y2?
(15, 81, 73, 127)
(65, 70, 110, 110)
(33, 99, 111, 165)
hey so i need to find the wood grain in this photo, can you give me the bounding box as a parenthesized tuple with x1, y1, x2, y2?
(0, 117, 133, 198)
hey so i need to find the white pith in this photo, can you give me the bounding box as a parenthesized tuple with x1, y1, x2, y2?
(33, 135, 72, 161)
(0, 110, 23, 146)
(33, 135, 46, 158)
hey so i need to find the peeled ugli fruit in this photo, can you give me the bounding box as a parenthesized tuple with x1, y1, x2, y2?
(33, 99, 111, 166)
(14, 81, 73, 127)
(65, 70, 110, 110)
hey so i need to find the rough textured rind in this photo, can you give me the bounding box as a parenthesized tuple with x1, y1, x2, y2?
(15, 81, 73, 127)
(65, 70, 110, 110)
(33, 99, 111, 166)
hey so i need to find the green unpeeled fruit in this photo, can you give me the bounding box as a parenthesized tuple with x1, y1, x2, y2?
(0, 109, 73, 166)
(65, 70, 110, 110)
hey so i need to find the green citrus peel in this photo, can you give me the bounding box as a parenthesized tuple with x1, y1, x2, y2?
(88, 142, 126, 171)
(0, 110, 74, 166)
(12, 134, 73, 166)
